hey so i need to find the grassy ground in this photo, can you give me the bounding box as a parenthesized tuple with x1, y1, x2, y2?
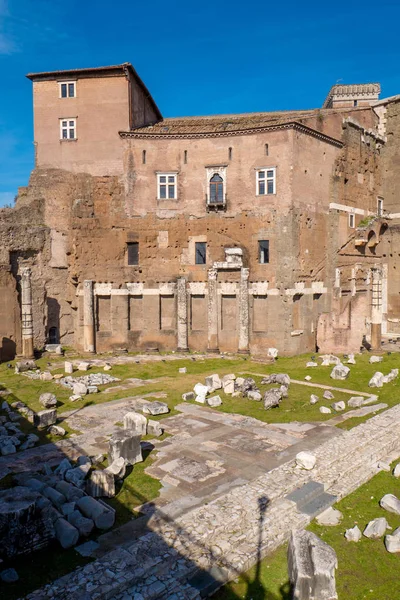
(1, 351, 400, 599)
(216, 459, 400, 600)
(0, 351, 399, 444)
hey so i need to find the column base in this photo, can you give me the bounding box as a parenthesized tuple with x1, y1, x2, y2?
(207, 347, 220, 354)
(237, 349, 250, 355)
(177, 347, 190, 353)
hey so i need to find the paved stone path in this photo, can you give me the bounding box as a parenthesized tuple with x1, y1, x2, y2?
(24, 402, 400, 600)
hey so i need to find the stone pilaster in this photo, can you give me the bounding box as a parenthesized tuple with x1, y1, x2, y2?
(238, 267, 250, 354)
(177, 277, 189, 352)
(371, 267, 382, 350)
(83, 280, 95, 353)
(21, 267, 34, 358)
(207, 268, 219, 353)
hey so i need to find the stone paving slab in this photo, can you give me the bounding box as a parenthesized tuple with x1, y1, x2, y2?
(24, 402, 400, 600)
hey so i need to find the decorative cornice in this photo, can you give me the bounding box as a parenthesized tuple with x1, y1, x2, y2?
(119, 121, 343, 148)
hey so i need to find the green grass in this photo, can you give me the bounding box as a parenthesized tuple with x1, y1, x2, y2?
(104, 449, 162, 526)
(217, 460, 400, 600)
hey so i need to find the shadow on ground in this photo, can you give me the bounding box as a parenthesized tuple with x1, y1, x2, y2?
(0, 380, 292, 600)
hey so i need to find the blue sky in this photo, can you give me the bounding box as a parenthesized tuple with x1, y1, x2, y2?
(1, 0, 399, 206)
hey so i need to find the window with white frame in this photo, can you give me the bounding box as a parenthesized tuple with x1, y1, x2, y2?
(256, 168, 276, 195)
(349, 213, 355, 228)
(157, 173, 177, 199)
(377, 197, 384, 216)
(60, 118, 76, 140)
(60, 81, 76, 98)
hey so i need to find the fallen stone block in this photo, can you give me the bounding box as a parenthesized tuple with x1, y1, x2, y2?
(55, 481, 86, 502)
(330, 364, 350, 380)
(105, 457, 126, 479)
(331, 401, 346, 412)
(49, 425, 66, 436)
(222, 380, 235, 394)
(0, 441, 16, 456)
(194, 383, 209, 399)
(310, 394, 319, 405)
(67, 510, 94, 536)
(385, 534, 400, 553)
(15, 359, 36, 373)
(195, 395, 206, 403)
(268, 347, 278, 358)
(247, 390, 262, 401)
(393, 464, 400, 478)
(323, 390, 334, 400)
(182, 392, 195, 401)
(288, 530, 338, 600)
(61, 502, 76, 517)
(383, 368, 399, 384)
(305, 375, 312, 381)
(65, 361, 74, 374)
(348, 397, 364, 409)
(347, 354, 356, 364)
(77, 496, 115, 529)
(320, 406, 331, 414)
(363, 517, 389, 538)
(206, 395, 223, 407)
(280, 385, 289, 398)
(73, 382, 88, 396)
(108, 430, 142, 465)
(104, 364, 112, 371)
(370, 355, 383, 363)
(316, 507, 342, 526)
(78, 362, 90, 371)
(0, 568, 19, 583)
(43, 486, 67, 509)
(54, 517, 79, 549)
(34, 409, 57, 429)
(40, 371, 53, 381)
(142, 401, 169, 416)
(69, 394, 82, 402)
(380, 494, 400, 515)
(263, 388, 282, 409)
(205, 374, 222, 391)
(221, 373, 236, 383)
(369, 372, 384, 388)
(123, 411, 147, 435)
(147, 420, 163, 437)
(179, 367, 187, 374)
(295, 452, 316, 470)
(54, 458, 73, 476)
(306, 361, 318, 367)
(345, 525, 361, 542)
(39, 393, 57, 408)
(87, 470, 115, 498)
(65, 464, 91, 487)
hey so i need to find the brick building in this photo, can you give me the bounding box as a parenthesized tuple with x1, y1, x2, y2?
(1, 64, 399, 358)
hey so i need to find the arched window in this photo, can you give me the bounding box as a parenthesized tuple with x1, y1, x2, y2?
(209, 173, 224, 203)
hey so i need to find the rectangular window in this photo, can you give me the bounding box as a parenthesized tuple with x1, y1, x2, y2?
(259, 240, 269, 264)
(349, 213, 355, 228)
(127, 242, 139, 265)
(60, 118, 76, 140)
(195, 242, 207, 265)
(60, 81, 76, 98)
(256, 168, 276, 195)
(377, 197, 384, 216)
(157, 173, 177, 200)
